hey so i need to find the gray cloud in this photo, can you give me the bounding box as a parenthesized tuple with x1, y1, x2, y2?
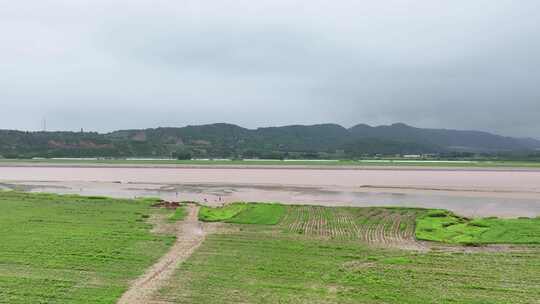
(1, 0, 539, 137)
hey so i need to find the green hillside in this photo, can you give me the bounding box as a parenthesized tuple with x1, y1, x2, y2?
(1, 123, 539, 159)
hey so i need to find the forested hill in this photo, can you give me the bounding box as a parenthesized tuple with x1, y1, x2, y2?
(1, 123, 539, 159)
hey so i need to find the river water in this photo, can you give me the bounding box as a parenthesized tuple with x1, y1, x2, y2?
(1, 166, 539, 217)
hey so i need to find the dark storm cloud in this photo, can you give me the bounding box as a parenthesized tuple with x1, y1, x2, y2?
(1, 0, 539, 137)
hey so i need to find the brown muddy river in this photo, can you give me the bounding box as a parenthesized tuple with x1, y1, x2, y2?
(1, 166, 539, 217)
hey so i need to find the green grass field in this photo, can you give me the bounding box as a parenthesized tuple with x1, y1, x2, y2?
(2, 158, 540, 168)
(198, 203, 249, 222)
(0, 191, 176, 304)
(156, 204, 540, 304)
(199, 203, 286, 225)
(416, 209, 540, 244)
(168, 206, 187, 222)
(2, 193, 540, 303)
(201, 204, 540, 245)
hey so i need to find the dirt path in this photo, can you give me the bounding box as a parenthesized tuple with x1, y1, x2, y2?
(117, 205, 205, 304)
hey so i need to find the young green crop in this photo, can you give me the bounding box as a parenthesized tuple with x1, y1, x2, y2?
(157, 212, 540, 303)
(198, 203, 248, 222)
(199, 203, 286, 225)
(416, 209, 540, 244)
(3, 194, 539, 304)
(168, 206, 187, 222)
(225, 203, 286, 225)
(0, 191, 174, 304)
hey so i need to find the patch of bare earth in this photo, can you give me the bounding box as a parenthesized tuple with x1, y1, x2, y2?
(117, 204, 206, 304)
(149, 213, 177, 235)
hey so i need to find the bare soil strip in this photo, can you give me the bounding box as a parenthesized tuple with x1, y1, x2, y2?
(117, 205, 205, 304)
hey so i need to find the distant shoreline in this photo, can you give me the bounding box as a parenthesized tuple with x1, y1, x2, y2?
(1, 160, 540, 171)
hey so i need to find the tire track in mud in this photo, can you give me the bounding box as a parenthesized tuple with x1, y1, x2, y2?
(117, 205, 206, 304)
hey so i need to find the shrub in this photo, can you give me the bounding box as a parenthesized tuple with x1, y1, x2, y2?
(426, 210, 448, 218)
(173, 150, 192, 160)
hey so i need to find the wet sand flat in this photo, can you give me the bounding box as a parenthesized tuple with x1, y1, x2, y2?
(1, 166, 539, 217)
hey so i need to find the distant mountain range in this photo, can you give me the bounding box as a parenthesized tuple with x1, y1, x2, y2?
(1, 123, 539, 159)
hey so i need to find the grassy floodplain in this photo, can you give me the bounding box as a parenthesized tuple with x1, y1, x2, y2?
(1, 158, 540, 168)
(156, 204, 540, 304)
(1, 192, 539, 303)
(0, 191, 177, 304)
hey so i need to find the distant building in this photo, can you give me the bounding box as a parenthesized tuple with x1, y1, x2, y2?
(403, 154, 421, 158)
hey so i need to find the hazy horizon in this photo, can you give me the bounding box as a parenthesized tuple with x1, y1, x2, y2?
(1, 1, 539, 137)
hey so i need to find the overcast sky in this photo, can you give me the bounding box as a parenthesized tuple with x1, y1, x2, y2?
(1, 0, 539, 137)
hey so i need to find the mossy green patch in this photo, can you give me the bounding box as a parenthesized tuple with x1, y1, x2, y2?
(198, 203, 248, 222)
(416, 209, 540, 244)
